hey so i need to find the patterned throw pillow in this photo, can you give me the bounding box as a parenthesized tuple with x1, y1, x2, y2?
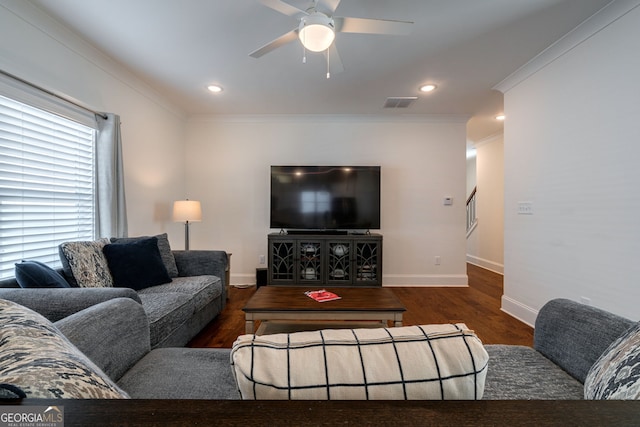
(59, 238, 113, 287)
(231, 324, 489, 400)
(0, 299, 129, 399)
(584, 322, 640, 400)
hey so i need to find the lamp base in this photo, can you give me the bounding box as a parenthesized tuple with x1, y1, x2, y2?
(184, 222, 190, 250)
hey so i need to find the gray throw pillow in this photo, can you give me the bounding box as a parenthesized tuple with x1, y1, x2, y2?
(111, 233, 178, 278)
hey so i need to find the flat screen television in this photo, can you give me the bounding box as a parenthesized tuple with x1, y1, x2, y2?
(270, 165, 381, 231)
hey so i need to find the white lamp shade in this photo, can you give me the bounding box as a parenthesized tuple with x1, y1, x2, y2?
(173, 200, 202, 222)
(299, 13, 335, 52)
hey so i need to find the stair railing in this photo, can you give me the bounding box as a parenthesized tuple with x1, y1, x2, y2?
(466, 186, 478, 236)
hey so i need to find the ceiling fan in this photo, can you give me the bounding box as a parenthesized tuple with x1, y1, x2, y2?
(249, 0, 413, 78)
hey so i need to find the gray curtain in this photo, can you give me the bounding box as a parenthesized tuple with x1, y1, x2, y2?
(95, 113, 128, 238)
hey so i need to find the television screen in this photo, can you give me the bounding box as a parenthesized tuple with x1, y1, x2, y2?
(270, 166, 381, 231)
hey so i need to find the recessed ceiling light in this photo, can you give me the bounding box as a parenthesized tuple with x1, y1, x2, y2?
(207, 85, 223, 93)
(495, 114, 506, 121)
(419, 84, 437, 93)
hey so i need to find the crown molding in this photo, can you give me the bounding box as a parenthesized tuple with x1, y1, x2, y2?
(494, 0, 640, 93)
(188, 113, 471, 124)
(0, 0, 185, 119)
(473, 131, 504, 148)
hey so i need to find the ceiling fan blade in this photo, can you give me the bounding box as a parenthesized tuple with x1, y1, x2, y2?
(334, 16, 413, 35)
(322, 0, 342, 13)
(324, 43, 344, 75)
(258, 0, 307, 17)
(249, 28, 299, 58)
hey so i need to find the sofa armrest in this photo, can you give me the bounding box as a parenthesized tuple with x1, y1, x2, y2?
(534, 298, 635, 383)
(173, 250, 228, 286)
(0, 287, 142, 322)
(55, 298, 150, 383)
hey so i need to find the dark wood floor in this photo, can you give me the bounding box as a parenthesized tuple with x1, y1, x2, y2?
(189, 263, 533, 348)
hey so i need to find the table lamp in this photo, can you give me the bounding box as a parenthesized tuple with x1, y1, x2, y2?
(173, 200, 202, 250)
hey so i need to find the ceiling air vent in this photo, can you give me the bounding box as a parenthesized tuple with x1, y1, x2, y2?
(383, 96, 418, 108)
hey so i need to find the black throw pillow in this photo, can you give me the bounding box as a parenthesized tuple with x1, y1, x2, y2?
(102, 237, 171, 290)
(14, 260, 71, 288)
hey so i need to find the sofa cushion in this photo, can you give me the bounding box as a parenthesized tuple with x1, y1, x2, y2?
(59, 238, 113, 288)
(483, 345, 584, 399)
(117, 348, 240, 399)
(111, 233, 178, 278)
(137, 275, 222, 312)
(103, 237, 171, 290)
(14, 260, 70, 288)
(231, 324, 488, 400)
(54, 298, 151, 383)
(0, 299, 129, 399)
(584, 322, 640, 400)
(138, 292, 194, 347)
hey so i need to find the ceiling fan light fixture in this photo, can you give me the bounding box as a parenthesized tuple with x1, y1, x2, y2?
(299, 12, 335, 52)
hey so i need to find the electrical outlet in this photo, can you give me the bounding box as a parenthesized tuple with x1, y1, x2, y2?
(259, 255, 265, 265)
(435, 256, 441, 265)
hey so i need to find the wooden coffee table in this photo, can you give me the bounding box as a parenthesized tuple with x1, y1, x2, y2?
(242, 286, 406, 334)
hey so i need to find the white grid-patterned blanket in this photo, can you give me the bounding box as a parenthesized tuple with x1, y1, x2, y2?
(231, 324, 488, 400)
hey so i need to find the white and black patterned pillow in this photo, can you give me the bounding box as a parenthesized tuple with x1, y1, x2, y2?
(59, 238, 113, 287)
(231, 324, 489, 400)
(584, 322, 640, 400)
(0, 299, 129, 399)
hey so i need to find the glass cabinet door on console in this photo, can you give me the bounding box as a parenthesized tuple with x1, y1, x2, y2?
(297, 240, 322, 284)
(355, 240, 381, 285)
(268, 238, 295, 284)
(326, 240, 352, 285)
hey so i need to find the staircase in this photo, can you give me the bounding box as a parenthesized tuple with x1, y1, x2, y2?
(466, 186, 478, 237)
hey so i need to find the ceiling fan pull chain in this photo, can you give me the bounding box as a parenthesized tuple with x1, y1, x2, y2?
(326, 47, 331, 79)
(302, 30, 307, 63)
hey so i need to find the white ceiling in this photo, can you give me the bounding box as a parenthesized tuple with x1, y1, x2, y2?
(28, 0, 611, 141)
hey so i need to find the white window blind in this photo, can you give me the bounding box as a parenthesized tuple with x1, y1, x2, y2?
(0, 94, 96, 279)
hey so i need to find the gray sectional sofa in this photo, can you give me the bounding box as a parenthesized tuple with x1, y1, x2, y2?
(0, 249, 228, 348)
(4, 293, 635, 400)
(483, 298, 635, 399)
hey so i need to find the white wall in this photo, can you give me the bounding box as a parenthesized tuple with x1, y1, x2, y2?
(466, 151, 477, 198)
(497, 1, 640, 323)
(1, 1, 472, 287)
(0, 1, 188, 245)
(185, 116, 469, 286)
(467, 134, 504, 274)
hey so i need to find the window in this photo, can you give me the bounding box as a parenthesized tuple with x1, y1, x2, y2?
(0, 94, 96, 279)
(300, 191, 331, 214)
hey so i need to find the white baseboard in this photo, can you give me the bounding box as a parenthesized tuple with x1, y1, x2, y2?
(231, 273, 469, 287)
(501, 296, 538, 328)
(466, 255, 504, 275)
(229, 273, 256, 287)
(383, 274, 468, 287)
